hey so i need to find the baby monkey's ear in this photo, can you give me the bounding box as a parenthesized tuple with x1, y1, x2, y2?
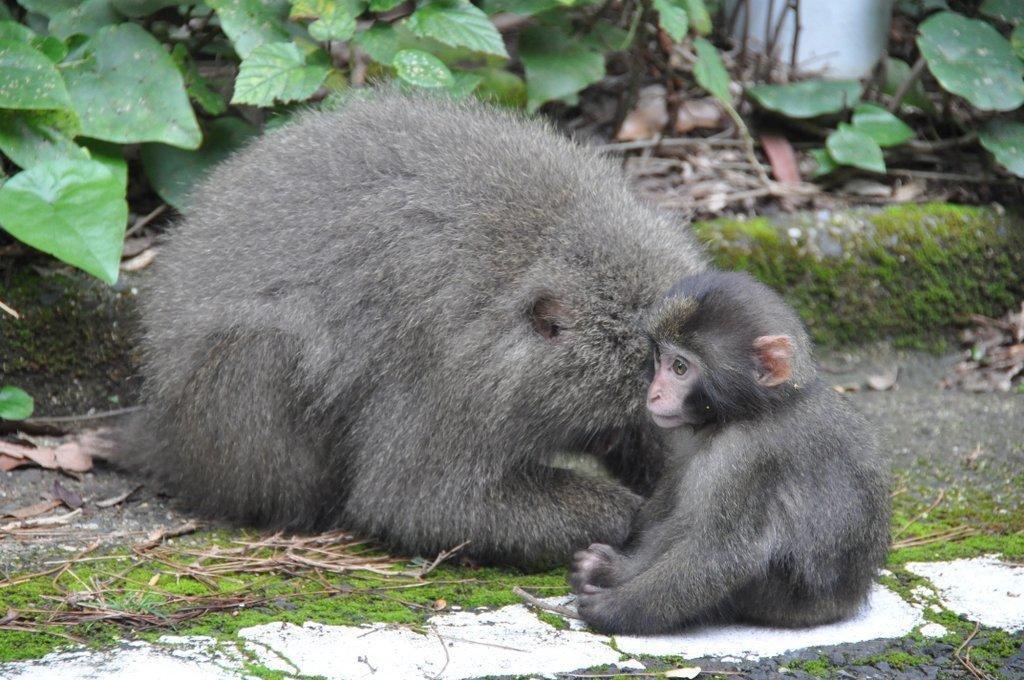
(753, 335, 794, 387)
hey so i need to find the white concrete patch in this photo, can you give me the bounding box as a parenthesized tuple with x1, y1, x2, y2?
(919, 623, 948, 638)
(614, 584, 923, 660)
(1, 637, 243, 680)
(240, 603, 626, 679)
(906, 555, 1024, 632)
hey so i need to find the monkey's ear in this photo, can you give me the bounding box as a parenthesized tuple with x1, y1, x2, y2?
(530, 296, 571, 342)
(753, 335, 794, 387)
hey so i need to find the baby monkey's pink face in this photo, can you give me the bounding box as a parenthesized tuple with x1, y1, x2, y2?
(646, 342, 703, 429)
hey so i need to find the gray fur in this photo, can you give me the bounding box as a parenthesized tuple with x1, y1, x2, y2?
(570, 271, 890, 632)
(122, 90, 707, 569)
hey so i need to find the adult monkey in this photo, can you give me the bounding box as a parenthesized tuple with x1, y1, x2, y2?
(123, 90, 707, 569)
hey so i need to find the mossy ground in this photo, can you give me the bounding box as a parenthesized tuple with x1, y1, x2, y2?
(2, 476, 1020, 673)
(693, 203, 1024, 348)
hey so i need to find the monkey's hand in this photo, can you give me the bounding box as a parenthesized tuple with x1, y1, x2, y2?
(569, 543, 629, 592)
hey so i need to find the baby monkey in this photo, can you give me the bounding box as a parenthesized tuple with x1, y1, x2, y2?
(570, 270, 890, 634)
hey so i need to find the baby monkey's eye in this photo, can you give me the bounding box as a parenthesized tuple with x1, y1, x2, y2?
(672, 357, 689, 376)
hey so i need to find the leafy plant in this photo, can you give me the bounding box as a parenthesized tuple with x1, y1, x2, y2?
(0, 386, 34, 421)
(754, 8, 1024, 178)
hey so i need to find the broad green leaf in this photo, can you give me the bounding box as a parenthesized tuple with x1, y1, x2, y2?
(0, 21, 35, 42)
(475, 67, 526, 107)
(979, 118, 1024, 177)
(447, 70, 484, 99)
(0, 4, 10, 19)
(518, 25, 604, 113)
(652, 0, 687, 42)
(693, 37, 731, 104)
(232, 41, 329, 105)
(392, 48, 453, 88)
(748, 80, 862, 118)
(171, 44, 228, 116)
(309, 5, 356, 41)
(111, 0, 184, 16)
(142, 117, 258, 211)
(406, 1, 508, 57)
(1013, 24, 1024, 61)
(917, 11, 1024, 111)
(882, 56, 935, 113)
(0, 40, 72, 110)
(684, 0, 711, 35)
(84, 140, 128, 190)
(49, 0, 121, 39)
(0, 158, 127, 283)
(207, 0, 291, 58)
(826, 124, 885, 173)
(583, 22, 631, 52)
(980, 0, 1023, 25)
(850, 103, 914, 147)
(0, 386, 34, 420)
(0, 21, 66, 61)
(481, 0, 558, 14)
(63, 24, 201, 149)
(13, 0, 78, 17)
(808, 147, 838, 177)
(0, 109, 87, 168)
(355, 24, 405, 63)
(369, 0, 403, 10)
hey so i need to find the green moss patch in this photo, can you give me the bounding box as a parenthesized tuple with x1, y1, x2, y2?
(694, 203, 1024, 347)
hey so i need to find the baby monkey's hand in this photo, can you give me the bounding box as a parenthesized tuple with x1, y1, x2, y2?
(569, 543, 627, 592)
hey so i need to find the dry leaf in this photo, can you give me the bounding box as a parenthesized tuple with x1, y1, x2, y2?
(52, 479, 84, 509)
(616, 85, 668, 142)
(0, 439, 93, 473)
(148, 574, 160, 586)
(3, 499, 61, 520)
(665, 667, 702, 678)
(892, 180, 926, 202)
(759, 134, 801, 184)
(867, 367, 899, 391)
(842, 179, 891, 197)
(121, 235, 155, 258)
(675, 97, 723, 133)
(431, 598, 447, 610)
(833, 383, 862, 393)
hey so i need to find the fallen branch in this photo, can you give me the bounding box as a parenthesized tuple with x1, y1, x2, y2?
(134, 520, 201, 550)
(419, 540, 471, 578)
(512, 586, 581, 621)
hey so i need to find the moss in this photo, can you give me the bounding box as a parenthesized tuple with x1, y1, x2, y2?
(535, 610, 570, 630)
(693, 203, 1024, 347)
(851, 650, 928, 670)
(786, 656, 834, 677)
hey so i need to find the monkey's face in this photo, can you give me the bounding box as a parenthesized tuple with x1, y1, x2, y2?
(646, 341, 712, 428)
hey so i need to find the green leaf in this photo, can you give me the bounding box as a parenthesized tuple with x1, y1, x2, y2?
(406, 1, 508, 57)
(0, 21, 35, 42)
(84, 140, 128, 190)
(34, 36, 67, 62)
(808, 147, 838, 177)
(652, 0, 687, 42)
(111, 0, 183, 16)
(917, 11, 1024, 111)
(480, 0, 559, 15)
(232, 41, 330, 105)
(826, 124, 885, 173)
(355, 24, 404, 63)
(62, 24, 201, 149)
(13, 0, 78, 17)
(748, 80, 863, 118)
(309, 5, 357, 41)
(980, 0, 1024, 25)
(518, 25, 604, 113)
(0, 158, 127, 283)
(142, 117, 259, 211)
(684, 0, 711, 35)
(0, 39, 72, 110)
(850, 103, 914, 147)
(979, 118, 1024, 177)
(171, 44, 228, 116)
(207, 0, 291, 58)
(693, 37, 731, 104)
(1013, 23, 1024, 61)
(49, 0, 121, 39)
(447, 70, 484, 99)
(475, 67, 526, 107)
(369, 0, 403, 10)
(0, 109, 87, 168)
(392, 48, 453, 88)
(0, 386, 34, 421)
(882, 56, 935, 113)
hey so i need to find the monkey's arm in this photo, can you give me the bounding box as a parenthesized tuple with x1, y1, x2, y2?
(575, 528, 772, 634)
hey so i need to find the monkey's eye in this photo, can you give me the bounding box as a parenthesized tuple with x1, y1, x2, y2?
(672, 357, 689, 376)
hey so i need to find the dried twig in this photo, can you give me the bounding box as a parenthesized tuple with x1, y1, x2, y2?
(513, 586, 582, 620)
(954, 622, 989, 680)
(95, 485, 143, 508)
(893, 489, 946, 539)
(419, 540, 471, 578)
(25, 406, 142, 425)
(125, 204, 168, 238)
(887, 55, 927, 114)
(135, 520, 201, 550)
(0, 298, 19, 319)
